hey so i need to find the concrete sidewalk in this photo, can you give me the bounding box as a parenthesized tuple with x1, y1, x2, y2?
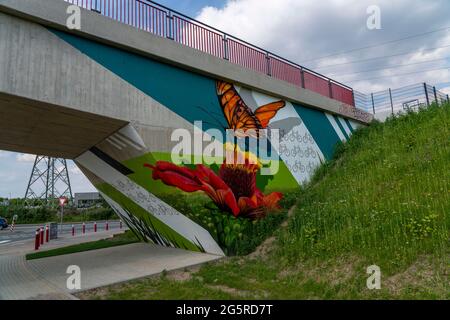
(0, 229, 128, 300)
(0, 254, 77, 300)
(28, 243, 222, 295)
(0, 232, 222, 300)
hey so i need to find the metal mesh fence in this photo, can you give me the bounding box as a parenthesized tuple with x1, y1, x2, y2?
(355, 83, 449, 114)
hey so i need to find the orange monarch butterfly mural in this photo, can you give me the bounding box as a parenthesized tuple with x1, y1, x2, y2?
(216, 81, 286, 137)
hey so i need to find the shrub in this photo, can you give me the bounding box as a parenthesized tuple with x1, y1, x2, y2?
(159, 191, 297, 255)
(0, 205, 116, 224)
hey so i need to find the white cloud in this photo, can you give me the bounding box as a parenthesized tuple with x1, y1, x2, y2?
(0, 151, 9, 158)
(197, 0, 450, 93)
(440, 86, 450, 95)
(69, 165, 82, 175)
(67, 161, 96, 194)
(16, 153, 36, 162)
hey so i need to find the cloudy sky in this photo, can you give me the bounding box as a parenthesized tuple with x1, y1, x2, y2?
(0, 0, 449, 198)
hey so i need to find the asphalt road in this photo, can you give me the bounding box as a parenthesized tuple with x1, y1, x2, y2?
(0, 221, 122, 246)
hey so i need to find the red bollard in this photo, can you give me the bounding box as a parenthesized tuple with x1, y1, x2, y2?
(34, 229, 40, 251)
(72, 225, 75, 236)
(82, 222, 86, 234)
(45, 225, 49, 243)
(106, 221, 109, 231)
(94, 222, 97, 233)
(40, 227, 44, 245)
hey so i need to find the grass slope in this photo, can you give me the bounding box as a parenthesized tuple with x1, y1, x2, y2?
(26, 231, 138, 260)
(81, 103, 450, 300)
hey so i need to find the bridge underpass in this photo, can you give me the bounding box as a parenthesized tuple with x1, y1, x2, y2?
(0, 92, 126, 158)
(0, 0, 373, 258)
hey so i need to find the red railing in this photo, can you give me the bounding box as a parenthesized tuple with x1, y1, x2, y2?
(228, 39, 267, 74)
(303, 71, 330, 98)
(331, 82, 354, 106)
(63, 0, 355, 106)
(270, 57, 302, 87)
(173, 15, 224, 59)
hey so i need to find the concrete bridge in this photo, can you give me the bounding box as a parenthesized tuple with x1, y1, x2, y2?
(0, 0, 373, 256)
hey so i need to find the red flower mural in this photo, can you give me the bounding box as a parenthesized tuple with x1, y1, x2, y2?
(144, 159, 282, 220)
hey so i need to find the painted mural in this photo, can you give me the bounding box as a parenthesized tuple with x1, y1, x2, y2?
(145, 80, 286, 221)
(49, 28, 364, 256)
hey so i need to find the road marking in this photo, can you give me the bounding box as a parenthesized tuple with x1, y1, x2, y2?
(0, 240, 11, 245)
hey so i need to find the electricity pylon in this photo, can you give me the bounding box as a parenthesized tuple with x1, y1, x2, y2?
(24, 156, 73, 205)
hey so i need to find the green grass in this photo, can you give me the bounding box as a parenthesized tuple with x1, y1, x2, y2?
(26, 231, 139, 260)
(80, 103, 450, 300)
(279, 104, 449, 271)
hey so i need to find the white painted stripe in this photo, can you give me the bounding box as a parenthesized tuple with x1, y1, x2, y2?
(251, 95, 326, 185)
(109, 135, 127, 148)
(115, 133, 145, 151)
(118, 125, 147, 150)
(348, 120, 361, 131)
(106, 138, 123, 150)
(325, 114, 347, 142)
(0, 240, 11, 244)
(338, 117, 352, 137)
